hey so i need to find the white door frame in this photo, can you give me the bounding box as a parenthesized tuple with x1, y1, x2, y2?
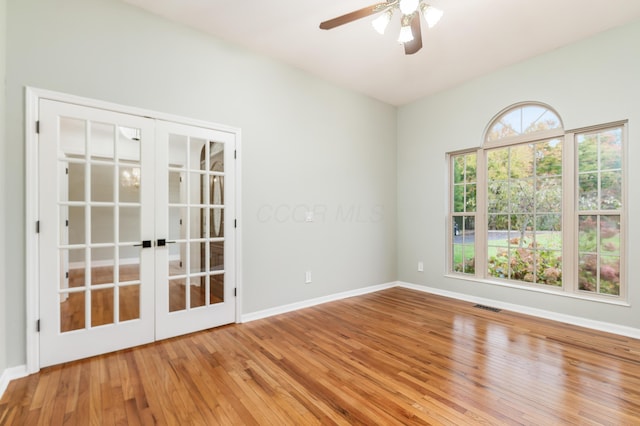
(25, 87, 243, 374)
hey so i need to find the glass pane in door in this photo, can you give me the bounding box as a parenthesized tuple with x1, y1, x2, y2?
(66, 162, 85, 202)
(119, 247, 140, 283)
(119, 167, 141, 203)
(119, 284, 140, 322)
(90, 122, 115, 160)
(169, 278, 186, 312)
(65, 206, 85, 245)
(166, 134, 225, 311)
(210, 274, 224, 304)
(91, 288, 115, 327)
(58, 115, 143, 332)
(91, 164, 115, 202)
(60, 291, 85, 333)
(190, 276, 206, 309)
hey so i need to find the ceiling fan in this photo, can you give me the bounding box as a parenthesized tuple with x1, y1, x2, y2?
(319, 0, 443, 55)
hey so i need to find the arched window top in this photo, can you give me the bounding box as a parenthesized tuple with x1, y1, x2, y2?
(485, 103, 563, 143)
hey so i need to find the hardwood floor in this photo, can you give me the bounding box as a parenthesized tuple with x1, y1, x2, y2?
(2, 287, 640, 425)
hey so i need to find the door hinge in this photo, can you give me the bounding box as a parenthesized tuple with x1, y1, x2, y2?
(36, 221, 40, 233)
(234, 150, 237, 159)
(65, 219, 69, 227)
(36, 121, 40, 134)
(234, 288, 237, 297)
(234, 219, 237, 228)
(66, 271, 69, 279)
(36, 319, 40, 332)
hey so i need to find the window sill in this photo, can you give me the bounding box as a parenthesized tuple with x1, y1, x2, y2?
(444, 273, 631, 307)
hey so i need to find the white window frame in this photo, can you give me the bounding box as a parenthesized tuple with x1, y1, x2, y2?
(449, 150, 479, 275)
(569, 124, 627, 301)
(446, 102, 627, 305)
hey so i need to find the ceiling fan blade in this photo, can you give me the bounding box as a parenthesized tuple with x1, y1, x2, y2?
(319, 2, 388, 30)
(404, 12, 423, 55)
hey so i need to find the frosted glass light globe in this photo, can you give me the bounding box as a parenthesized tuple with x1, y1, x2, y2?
(399, 0, 420, 15)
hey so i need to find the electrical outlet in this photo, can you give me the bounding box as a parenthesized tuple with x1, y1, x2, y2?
(305, 271, 312, 284)
(418, 261, 424, 272)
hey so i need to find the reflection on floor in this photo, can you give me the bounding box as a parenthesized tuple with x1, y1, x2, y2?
(60, 264, 224, 332)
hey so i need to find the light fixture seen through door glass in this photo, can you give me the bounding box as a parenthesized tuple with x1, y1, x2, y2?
(121, 168, 140, 188)
(119, 126, 140, 141)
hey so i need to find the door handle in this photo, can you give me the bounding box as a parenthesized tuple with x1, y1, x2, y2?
(134, 240, 152, 248)
(157, 239, 176, 247)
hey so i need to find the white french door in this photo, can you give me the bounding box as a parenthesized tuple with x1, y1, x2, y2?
(154, 120, 236, 339)
(38, 99, 236, 367)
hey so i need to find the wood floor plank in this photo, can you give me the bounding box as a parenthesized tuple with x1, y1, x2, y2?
(2, 287, 640, 425)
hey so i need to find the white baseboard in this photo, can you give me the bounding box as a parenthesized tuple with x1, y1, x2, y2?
(0, 365, 28, 401)
(398, 281, 640, 340)
(241, 282, 397, 323)
(242, 281, 640, 340)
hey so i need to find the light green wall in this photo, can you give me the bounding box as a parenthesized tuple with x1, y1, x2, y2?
(4, 0, 397, 366)
(0, 0, 7, 374)
(397, 20, 640, 328)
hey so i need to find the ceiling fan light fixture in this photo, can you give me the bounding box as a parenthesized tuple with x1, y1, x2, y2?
(318, 0, 443, 55)
(421, 4, 443, 28)
(397, 22, 414, 43)
(399, 0, 420, 15)
(372, 9, 393, 34)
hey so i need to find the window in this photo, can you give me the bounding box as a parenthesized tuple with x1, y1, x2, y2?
(577, 128, 623, 296)
(486, 103, 562, 142)
(452, 152, 477, 274)
(486, 139, 563, 286)
(448, 103, 626, 301)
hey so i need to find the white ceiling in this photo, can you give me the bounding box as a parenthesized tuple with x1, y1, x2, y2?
(122, 0, 640, 106)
